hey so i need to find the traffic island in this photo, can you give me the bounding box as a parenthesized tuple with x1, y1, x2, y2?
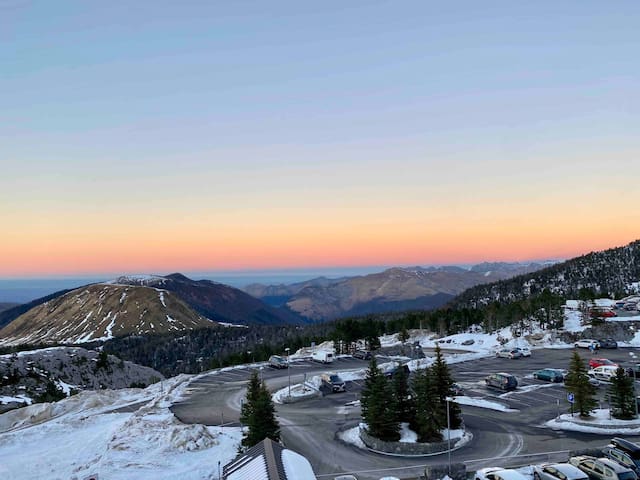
(546, 408, 640, 434)
(358, 425, 472, 456)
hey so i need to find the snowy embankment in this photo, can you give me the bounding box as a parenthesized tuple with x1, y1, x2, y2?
(546, 409, 640, 434)
(0, 375, 242, 480)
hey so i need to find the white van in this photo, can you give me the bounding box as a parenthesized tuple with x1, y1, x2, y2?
(312, 351, 334, 364)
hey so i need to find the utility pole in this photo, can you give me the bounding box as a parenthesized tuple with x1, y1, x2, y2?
(446, 397, 452, 475)
(285, 347, 291, 398)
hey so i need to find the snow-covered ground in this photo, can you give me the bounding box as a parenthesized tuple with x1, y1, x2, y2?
(0, 375, 242, 480)
(546, 408, 640, 434)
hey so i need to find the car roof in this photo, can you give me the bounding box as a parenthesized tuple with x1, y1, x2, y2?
(493, 469, 529, 480)
(543, 463, 589, 478)
(611, 438, 640, 456)
(598, 457, 634, 472)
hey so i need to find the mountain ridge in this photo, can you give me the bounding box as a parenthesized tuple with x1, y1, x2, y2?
(245, 262, 550, 321)
(449, 239, 640, 308)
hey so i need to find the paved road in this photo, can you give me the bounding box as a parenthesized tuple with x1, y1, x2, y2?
(171, 348, 640, 480)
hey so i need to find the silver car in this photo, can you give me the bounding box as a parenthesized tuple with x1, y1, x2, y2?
(496, 348, 523, 359)
(533, 463, 589, 480)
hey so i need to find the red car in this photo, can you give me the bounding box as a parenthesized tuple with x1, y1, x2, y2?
(589, 357, 618, 369)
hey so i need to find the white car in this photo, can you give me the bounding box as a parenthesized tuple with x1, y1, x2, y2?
(575, 339, 601, 349)
(588, 365, 619, 381)
(496, 348, 523, 359)
(475, 467, 530, 480)
(533, 463, 589, 480)
(516, 347, 532, 357)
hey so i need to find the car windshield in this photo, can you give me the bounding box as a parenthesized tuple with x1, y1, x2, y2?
(617, 472, 637, 480)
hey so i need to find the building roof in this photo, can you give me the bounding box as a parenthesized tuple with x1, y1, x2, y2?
(223, 438, 316, 480)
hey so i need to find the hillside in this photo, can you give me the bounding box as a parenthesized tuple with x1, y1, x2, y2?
(0, 283, 214, 346)
(113, 273, 304, 325)
(450, 239, 640, 308)
(0, 289, 72, 330)
(0, 346, 163, 413)
(247, 263, 548, 321)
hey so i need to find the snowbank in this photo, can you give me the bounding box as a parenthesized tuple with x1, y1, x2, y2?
(0, 375, 243, 480)
(546, 409, 640, 434)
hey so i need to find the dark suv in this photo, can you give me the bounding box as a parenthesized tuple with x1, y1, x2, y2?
(598, 338, 618, 349)
(603, 438, 640, 476)
(353, 350, 372, 360)
(485, 372, 518, 391)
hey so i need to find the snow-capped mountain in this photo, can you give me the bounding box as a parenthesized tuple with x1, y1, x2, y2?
(0, 282, 213, 346)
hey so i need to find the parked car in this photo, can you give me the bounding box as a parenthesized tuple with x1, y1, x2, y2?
(532, 463, 589, 480)
(381, 362, 410, 379)
(353, 350, 372, 360)
(461, 339, 475, 346)
(451, 383, 464, 395)
(569, 456, 638, 480)
(496, 348, 523, 359)
(590, 308, 617, 318)
(603, 438, 640, 476)
(475, 467, 529, 480)
(598, 338, 618, 349)
(575, 339, 601, 349)
(485, 372, 518, 391)
(626, 365, 640, 379)
(321, 373, 346, 393)
(268, 355, 288, 369)
(589, 358, 618, 369)
(334, 475, 358, 480)
(533, 368, 564, 383)
(516, 346, 532, 357)
(588, 365, 620, 382)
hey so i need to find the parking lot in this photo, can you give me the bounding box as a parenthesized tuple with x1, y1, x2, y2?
(173, 345, 640, 480)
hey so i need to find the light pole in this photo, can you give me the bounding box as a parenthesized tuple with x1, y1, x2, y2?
(285, 347, 291, 398)
(247, 350, 252, 364)
(446, 397, 452, 475)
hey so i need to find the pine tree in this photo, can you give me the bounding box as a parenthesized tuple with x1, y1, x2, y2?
(398, 327, 410, 344)
(360, 357, 400, 441)
(431, 345, 462, 429)
(240, 371, 280, 448)
(411, 366, 442, 442)
(609, 367, 637, 420)
(392, 362, 415, 424)
(564, 350, 597, 418)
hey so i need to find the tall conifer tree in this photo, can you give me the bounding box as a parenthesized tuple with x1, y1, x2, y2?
(240, 371, 280, 448)
(565, 350, 597, 417)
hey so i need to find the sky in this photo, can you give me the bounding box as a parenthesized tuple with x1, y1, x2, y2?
(1, 1, 639, 278)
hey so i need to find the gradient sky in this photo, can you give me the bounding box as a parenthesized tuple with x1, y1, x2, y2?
(1, 1, 639, 277)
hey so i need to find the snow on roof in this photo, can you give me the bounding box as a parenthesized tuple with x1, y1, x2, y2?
(281, 449, 317, 480)
(226, 455, 268, 480)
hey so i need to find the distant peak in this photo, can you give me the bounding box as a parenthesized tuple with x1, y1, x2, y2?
(107, 274, 166, 286)
(164, 273, 192, 282)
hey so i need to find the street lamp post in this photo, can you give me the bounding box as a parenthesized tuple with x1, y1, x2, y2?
(285, 347, 291, 398)
(247, 350, 252, 364)
(446, 397, 452, 475)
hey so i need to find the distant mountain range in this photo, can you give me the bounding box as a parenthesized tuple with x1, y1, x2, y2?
(450, 239, 640, 308)
(0, 273, 303, 346)
(245, 262, 551, 321)
(0, 303, 19, 314)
